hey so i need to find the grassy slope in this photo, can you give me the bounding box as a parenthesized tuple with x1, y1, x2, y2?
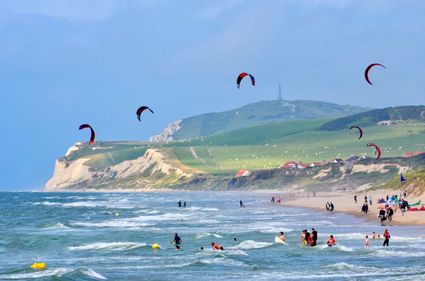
(173, 100, 368, 139)
(169, 120, 425, 175)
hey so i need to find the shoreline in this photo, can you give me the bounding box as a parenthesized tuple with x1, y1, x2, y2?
(280, 189, 425, 226)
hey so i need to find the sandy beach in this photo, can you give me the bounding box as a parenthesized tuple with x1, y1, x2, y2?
(282, 189, 425, 226)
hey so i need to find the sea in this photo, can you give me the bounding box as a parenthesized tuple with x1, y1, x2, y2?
(0, 191, 424, 281)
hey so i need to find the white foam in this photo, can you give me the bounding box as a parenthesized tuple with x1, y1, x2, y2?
(69, 242, 146, 251)
(195, 232, 223, 239)
(82, 269, 107, 280)
(229, 240, 273, 250)
(0, 268, 71, 279)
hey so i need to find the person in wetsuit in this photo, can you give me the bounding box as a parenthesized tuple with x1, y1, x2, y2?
(171, 233, 182, 249)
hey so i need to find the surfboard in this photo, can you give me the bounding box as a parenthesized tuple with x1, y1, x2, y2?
(274, 236, 287, 245)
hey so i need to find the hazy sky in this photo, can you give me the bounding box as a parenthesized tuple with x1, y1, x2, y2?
(1, 0, 424, 189)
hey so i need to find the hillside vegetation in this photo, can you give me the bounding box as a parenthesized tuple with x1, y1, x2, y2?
(319, 105, 425, 131)
(166, 100, 368, 140)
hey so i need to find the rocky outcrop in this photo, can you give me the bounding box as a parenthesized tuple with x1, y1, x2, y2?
(45, 148, 192, 191)
(149, 120, 182, 142)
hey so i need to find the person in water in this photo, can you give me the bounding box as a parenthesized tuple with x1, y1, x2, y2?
(300, 230, 306, 245)
(211, 242, 224, 250)
(364, 235, 369, 248)
(183, 201, 187, 208)
(326, 235, 336, 247)
(311, 228, 317, 247)
(383, 229, 390, 247)
(305, 230, 311, 246)
(239, 200, 245, 208)
(171, 233, 182, 249)
(178, 201, 182, 208)
(278, 231, 286, 242)
(372, 232, 376, 239)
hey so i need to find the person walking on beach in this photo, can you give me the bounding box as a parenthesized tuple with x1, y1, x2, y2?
(386, 207, 394, 225)
(325, 202, 330, 211)
(378, 209, 386, 226)
(271, 197, 275, 204)
(329, 202, 334, 212)
(369, 195, 373, 206)
(383, 229, 390, 247)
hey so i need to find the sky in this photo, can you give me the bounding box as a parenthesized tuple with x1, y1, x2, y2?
(0, 0, 424, 190)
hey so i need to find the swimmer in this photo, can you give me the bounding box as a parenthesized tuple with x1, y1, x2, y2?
(326, 235, 336, 247)
(278, 231, 286, 242)
(211, 242, 224, 250)
(372, 232, 376, 239)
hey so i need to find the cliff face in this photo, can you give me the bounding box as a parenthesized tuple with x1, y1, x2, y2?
(45, 148, 192, 191)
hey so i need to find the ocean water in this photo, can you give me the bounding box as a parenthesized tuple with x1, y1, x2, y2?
(1, 192, 425, 281)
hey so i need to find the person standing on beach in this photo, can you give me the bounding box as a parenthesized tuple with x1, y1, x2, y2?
(386, 207, 394, 224)
(369, 195, 373, 206)
(383, 229, 390, 246)
(354, 195, 357, 204)
(378, 209, 386, 226)
(329, 202, 334, 212)
(364, 195, 368, 203)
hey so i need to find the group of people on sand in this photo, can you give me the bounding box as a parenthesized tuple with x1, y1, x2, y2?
(177, 201, 187, 208)
(325, 202, 334, 212)
(378, 205, 394, 225)
(271, 197, 282, 204)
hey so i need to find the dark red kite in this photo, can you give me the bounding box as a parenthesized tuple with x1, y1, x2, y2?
(79, 124, 95, 145)
(367, 143, 381, 160)
(349, 125, 363, 139)
(364, 63, 385, 85)
(136, 106, 154, 121)
(236, 73, 255, 88)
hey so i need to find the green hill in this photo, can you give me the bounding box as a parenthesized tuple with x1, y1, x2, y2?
(166, 100, 368, 140)
(318, 105, 425, 131)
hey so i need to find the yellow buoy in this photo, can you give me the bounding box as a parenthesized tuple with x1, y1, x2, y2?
(152, 243, 160, 249)
(31, 262, 46, 270)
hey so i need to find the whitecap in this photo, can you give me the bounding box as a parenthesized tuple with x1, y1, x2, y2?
(82, 268, 107, 280)
(228, 240, 273, 250)
(69, 242, 146, 251)
(0, 268, 71, 279)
